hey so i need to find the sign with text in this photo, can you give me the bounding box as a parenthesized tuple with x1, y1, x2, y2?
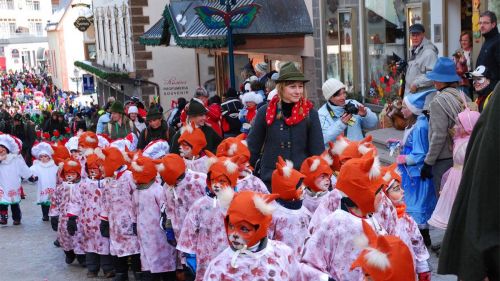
(82, 74, 94, 94)
(74, 16, 91, 32)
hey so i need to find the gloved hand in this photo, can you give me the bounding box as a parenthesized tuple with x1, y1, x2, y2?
(28, 176, 38, 183)
(67, 216, 78, 236)
(132, 223, 137, 235)
(396, 155, 407, 165)
(328, 278, 337, 281)
(418, 271, 431, 281)
(185, 253, 197, 276)
(420, 162, 433, 179)
(160, 209, 177, 246)
(100, 220, 110, 237)
(50, 216, 59, 231)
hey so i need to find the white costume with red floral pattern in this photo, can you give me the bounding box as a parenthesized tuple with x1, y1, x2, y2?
(0, 154, 31, 204)
(30, 160, 58, 205)
(236, 173, 269, 194)
(395, 213, 430, 273)
(184, 156, 208, 174)
(307, 189, 343, 234)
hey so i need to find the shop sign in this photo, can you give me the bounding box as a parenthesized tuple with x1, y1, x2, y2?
(74, 16, 91, 32)
(11, 49, 19, 58)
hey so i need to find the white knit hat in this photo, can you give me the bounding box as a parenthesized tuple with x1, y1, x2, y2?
(241, 91, 264, 105)
(31, 142, 54, 159)
(128, 105, 138, 114)
(255, 62, 268, 73)
(0, 134, 20, 154)
(143, 139, 170, 159)
(322, 78, 346, 101)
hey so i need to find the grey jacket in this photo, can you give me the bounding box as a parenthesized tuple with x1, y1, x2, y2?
(247, 104, 325, 184)
(425, 87, 467, 165)
(405, 38, 439, 95)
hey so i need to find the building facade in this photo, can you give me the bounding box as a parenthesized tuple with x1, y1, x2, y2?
(0, 0, 52, 72)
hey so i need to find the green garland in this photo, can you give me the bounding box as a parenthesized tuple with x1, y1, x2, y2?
(74, 61, 129, 80)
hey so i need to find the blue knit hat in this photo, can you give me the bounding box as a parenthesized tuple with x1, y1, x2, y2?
(404, 89, 436, 115)
(426, 57, 460, 83)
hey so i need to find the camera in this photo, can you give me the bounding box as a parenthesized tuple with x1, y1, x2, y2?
(344, 101, 359, 115)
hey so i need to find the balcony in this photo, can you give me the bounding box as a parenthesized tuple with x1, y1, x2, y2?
(0, 32, 47, 44)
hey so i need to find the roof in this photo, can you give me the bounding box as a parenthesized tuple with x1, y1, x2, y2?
(140, 0, 313, 48)
(138, 17, 170, 46)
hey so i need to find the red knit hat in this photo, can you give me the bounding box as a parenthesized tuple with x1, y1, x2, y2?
(381, 163, 402, 193)
(178, 122, 207, 156)
(78, 131, 99, 150)
(216, 134, 250, 164)
(271, 156, 305, 200)
(60, 158, 82, 179)
(98, 147, 127, 178)
(225, 191, 280, 248)
(51, 142, 70, 165)
(300, 155, 333, 192)
(155, 153, 186, 186)
(336, 151, 384, 215)
(205, 150, 240, 191)
(130, 155, 158, 184)
(333, 135, 375, 163)
(351, 220, 415, 281)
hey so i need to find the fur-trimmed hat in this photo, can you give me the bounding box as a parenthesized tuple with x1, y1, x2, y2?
(99, 147, 128, 178)
(65, 136, 79, 152)
(271, 156, 305, 201)
(336, 151, 384, 215)
(323, 141, 342, 172)
(205, 151, 240, 191)
(51, 142, 70, 165)
(61, 158, 82, 179)
(143, 139, 170, 159)
(178, 122, 207, 156)
(216, 134, 250, 164)
(351, 220, 415, 281)
(154, 153, 186, 186)
(333, 135, 375, 163)
(110, 139, 132, 151)
(0, 134, 20, 154)
(130, 155, 157, 184)
(381, 163, 402, 193)
(300, 155, 333, 193)
(86, 153, 103, 171)
(31, 142, 54, 159)
(97, 134, 111, 148)
(78, 132, 99, 150)
(241, 91, 263, 105)
(225, 191, 279, 248)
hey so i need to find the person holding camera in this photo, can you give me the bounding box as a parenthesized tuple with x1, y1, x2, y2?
(318, 78, 378, 145)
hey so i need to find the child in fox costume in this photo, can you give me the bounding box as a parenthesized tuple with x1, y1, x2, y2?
(216, 134, 268, 194)
(203, 191, 303, 281)
(30, 142, 58, 221)
(177, 122, 208, 174)
(268, 156, 312, 257)
(300, 152, 389, 281)
(300, 154, 335, 213)
(65, 153, 114, 278)
(381, 164, 431, 281)
(351, 220, 416, 281)
(49, 158, 86, 266)
(130, 155, 176, 280)
(98, 147, 142, 281)
(176, 152, 240, 281)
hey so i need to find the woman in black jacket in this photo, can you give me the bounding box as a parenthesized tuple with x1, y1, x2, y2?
(247, 62, 324, 188)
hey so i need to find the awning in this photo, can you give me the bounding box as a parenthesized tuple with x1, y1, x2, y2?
(74, 61, 129, 80)
(141, 0, 313, 48)
(138, 17, 170, 46)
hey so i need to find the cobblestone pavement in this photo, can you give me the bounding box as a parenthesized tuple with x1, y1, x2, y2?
(1, 183, 457, 281)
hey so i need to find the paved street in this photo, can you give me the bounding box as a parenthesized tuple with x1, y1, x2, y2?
(1, 184, 457, 281)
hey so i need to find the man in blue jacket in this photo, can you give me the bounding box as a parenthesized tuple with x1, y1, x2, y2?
(318, 78, 378, 145)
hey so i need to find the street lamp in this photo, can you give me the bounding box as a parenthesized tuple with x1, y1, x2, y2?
(71, 68, 82, 93)
(195, 1, 261, 89)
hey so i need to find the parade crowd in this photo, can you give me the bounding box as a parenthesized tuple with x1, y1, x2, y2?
(0, 14, 499, 281)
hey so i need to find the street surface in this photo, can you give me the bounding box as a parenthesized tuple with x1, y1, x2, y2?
(1, 183, 457, 281)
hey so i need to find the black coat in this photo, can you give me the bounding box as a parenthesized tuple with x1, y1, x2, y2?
(247, 104, 324, 185)
(137, 120, 170, 149)
(438, 82, 500, 280)
(169, 124, 222, 154)
(476, 27, 500, 94)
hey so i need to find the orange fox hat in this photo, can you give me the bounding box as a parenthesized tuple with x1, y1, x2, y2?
(225, 191, 280, 248)
(205, 150, 240, 191)
(216, 134, 250, 164)
(324, 141, 342, 172)
(78, 131, 99, 151)
(300, 155, 333, 193)
(51, 142, 71, 165)
(178, 122, 207, 156)
(271, 156, 305, 201)
(381, 163, 402, 193)
(60, 158, 82, 179)
(351, 220, 416, 281)
(130, 155, 158, 184)
(85, 153, 103, 171)
(155, 153, 187, 186)
(336, 151, 384, 215)
(97, 147, 127, 178)
(333, 135, 376, 163)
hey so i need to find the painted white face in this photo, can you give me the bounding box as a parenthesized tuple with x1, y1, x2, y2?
(179, 142, 193, 159)
(64, 172, 78, 182)
(227, 220, 257, 250)
(211, 176, 231, 195)
(314, 173, 331, 191)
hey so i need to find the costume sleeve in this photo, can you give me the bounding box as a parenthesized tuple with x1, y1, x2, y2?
(17, 156, 32, 179)
(360, 107, 378, 130)
(307, 110, 326, 156)
(99, 183, 109, 220)
(300, 223, 335, 280)
(48, 185, 61, 217)
(246, 106, 267, 167)
(405, 216, 430, 272)
(406, 120, 430, 166)
(176, 205, 199, 255)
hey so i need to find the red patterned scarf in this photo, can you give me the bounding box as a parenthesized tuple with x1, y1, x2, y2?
(265, 96, 313, 126)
